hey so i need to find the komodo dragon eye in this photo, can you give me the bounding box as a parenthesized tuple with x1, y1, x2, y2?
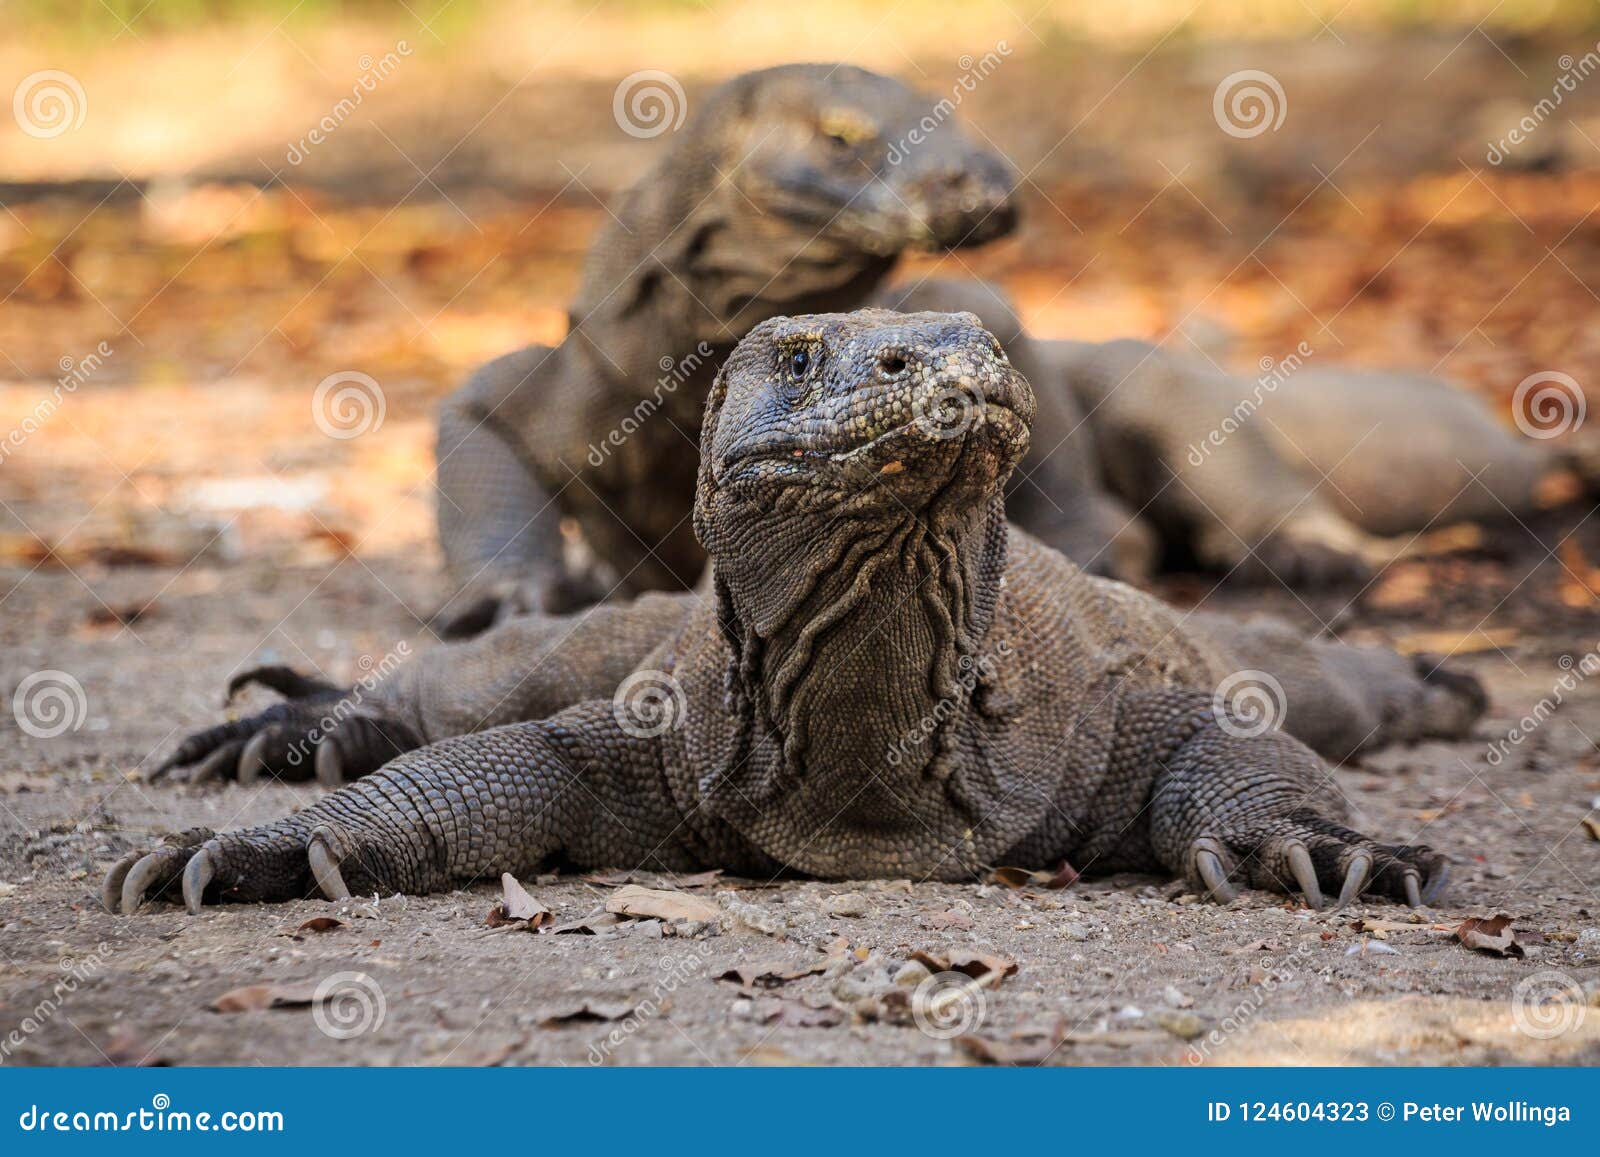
(817, 110, 876, 152)
(778, 342, 822, 403)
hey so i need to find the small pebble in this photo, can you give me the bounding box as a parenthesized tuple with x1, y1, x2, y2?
(826, 892, 869, 918)
(1151, 1010, 1205, 1040)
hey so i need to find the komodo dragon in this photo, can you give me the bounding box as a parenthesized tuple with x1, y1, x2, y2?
(431, 62, 1136, 636)
(109, 310, 1483, 914)
(879, 278, 1571, 585)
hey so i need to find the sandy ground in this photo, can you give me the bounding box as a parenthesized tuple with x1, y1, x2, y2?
(2, 539, 1599, 1067)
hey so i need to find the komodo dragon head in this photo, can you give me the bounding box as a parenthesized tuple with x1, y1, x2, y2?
(713, 63, 1019, 254)
(698, 307, 1033, 514)
(691, 310, 1035, 852)
(581, 65, 1019, 344)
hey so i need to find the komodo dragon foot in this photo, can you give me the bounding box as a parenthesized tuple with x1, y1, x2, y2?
(147, 666, 422, 787)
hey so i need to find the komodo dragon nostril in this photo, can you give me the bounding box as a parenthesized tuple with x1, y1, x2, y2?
(877, 350, 908, 377)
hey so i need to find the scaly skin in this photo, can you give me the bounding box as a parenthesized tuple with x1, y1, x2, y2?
(430, 63, 1142, 636)
(886, 280, 1565, 587)
(110, 311, 1483, 915)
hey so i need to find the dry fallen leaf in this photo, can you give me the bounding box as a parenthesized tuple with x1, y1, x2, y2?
(666, 869, 725, 889)
(210, 983, 318, 1012)
(908, 949, 1017, 984)
(989, 861, 1079, 890)
(957, 1020, 1163, 1066)
(296, 916, 345, 934)
(487, 872, 553, 929)
(546, 909, 623, 935)
(715, 958, 831, 989)
(1455, 913, 1525, 958)
(580, 870, 637, 887)
(1582, 816, 1600, 842)
(746, 996, 844, 1028)
(539, 996, 640, 1026)
(605, 884, 721, 924)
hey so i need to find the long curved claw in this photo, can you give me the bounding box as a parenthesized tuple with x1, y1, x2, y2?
(185, 738, 246, 785)
(102, 850, 144, 913)
(1421, 862, 1451, 905)
(1285, 841, 1323, 911)
(1402, 870, 1423, 909)
(120, 853, 170, 914)
(307, 833, 350, 901)
(315, 742, 344, 787)
(236, 732, 271, 785)
(1194, 847, 1239, 903)
(182, 847, 215, 914)
(1333, 850, 1373, 911)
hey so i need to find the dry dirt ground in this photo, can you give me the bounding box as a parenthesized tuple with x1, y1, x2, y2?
(3, 533, 1600, 1067)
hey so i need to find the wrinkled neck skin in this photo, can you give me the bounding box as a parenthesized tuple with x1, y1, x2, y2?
(706, 481, 1010, 835)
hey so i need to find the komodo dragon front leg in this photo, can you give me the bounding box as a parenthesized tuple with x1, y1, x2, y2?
(1130, 691, 1449, 907)
(148, 593, 692, 787)
(433, 343, 592, 634)
(107, 699, 700, 913)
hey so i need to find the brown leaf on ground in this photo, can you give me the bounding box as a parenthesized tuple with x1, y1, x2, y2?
(545, 909, 623, 935)
(97, 1026, 169, 1068)
(605, 884, 721, 924)
(486, 872, 553, 929)
(295, 916, 345, 934)
(210, 983, 318, 1012)
(83, 601, 158, 629)
(665, 869, 725, 889)
(715, 957, 831, 989)
(580, 870, 637, 887)
(989, 860, 1079, 890)
(1455, 913, 1525, 958)
(747, 996, 845, 1028)
(908, 949, 1018, 984)
(539, 996, 640, 1026)
(1582, 816, 1600, 842)
(957, 1022, 1066, 1066)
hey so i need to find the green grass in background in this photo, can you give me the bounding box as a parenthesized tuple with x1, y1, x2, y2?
(6, 0, 1598, 43)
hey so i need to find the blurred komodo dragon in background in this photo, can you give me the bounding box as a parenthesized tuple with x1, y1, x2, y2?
(432, 64, 1573, 634)
(879, 278, 1571, 586)
(431, 62, 1134, 636)
(109, 311, 1484, 914)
